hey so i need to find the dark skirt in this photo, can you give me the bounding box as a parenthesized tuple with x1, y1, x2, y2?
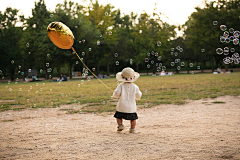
(114, 111, 138, 120)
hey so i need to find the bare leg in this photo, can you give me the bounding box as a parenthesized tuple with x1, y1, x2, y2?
(116, 118, 123, 125)
(130, 120, 136, 129)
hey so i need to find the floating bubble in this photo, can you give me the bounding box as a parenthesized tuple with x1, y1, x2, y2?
(147, 52, 150, 56)
(177, 66, 181, 70)
(176, 46, 180, 50)
(18, 65, 21, 69)
(40, 69, 43, 73)
(46, 63, 49, 67)
(139, 30, 142, 33)
(11, 60, 14, 64)
(151, 51, 155, 55)
(82, 39, 85, 43)
(28, 69, 31, 72)
(130, 59, 133, 65)
(181, 62, 185, 66)
(105, 12, 108, 16)
(82, 52, 85, 56)
(50, 14, 53, 17)
(233, 38, 239, 45)
(145, 58, 149, 62)
(21, 72, 24, 75)
(191, 71, 194, 74)
(30, 86, 32, 89)
(165, 23, 170, 28)
(213, 21, 218, 25)
(109, 31, 112, 35)
(220, 36, 226, 43)
(197, 66, 200, 69)
(82, 73, 86, 77)
(89, 48, 92, 51)
(157, 67, 161, 72)
(49, 75, 52, 78)
(47, 53, 50, 57)
(155, 52, 158, 57)
(162, 66, 166, 70)
(26, 43, 30, 47)
(151, 60, 154, 64)
(233, 31, 240, 38)
(43, 83, 45, 86)
(201, 49, 205, 52)
(28, 52, 31, 55)
(78, 84, 80, 87)
(76, 61, 79, 64)
(220, 25, 227, 31)
(0, 70, 2, 74)
(81, 80, 84, 84)
(100, 34, 102, 37)
(171, 52, 173, 55)
(229, 28, 234, 33)
(9, 88, 12, 91)
(224, 47, 229, 53)
(147, 64, 150, 68)
(47, 68, 52, 72)
(19, 88, 22, 91)
(216, 48, 223, 55)
(223, 31, 229, 37)
(16, 78, 19, 82)
(157, 41, 161, 46)
(115, 53, 118, 57)
(79, 41, 81, 44)
(229, 36, 234, 41)
(115, 61, 119, 65)
(159, 63, 162, 67)
(175, 59, 178, 63)
(156, 63, 158, 66)
(171, 48, 174, 51)
(97, 40, 100, 45)
(189, 63, 193, 67)
(92, 68, 95, 71)
(75, 26, 78, 28)
(87, 77, 91, 81)
(179, 48, 183, 52)
(174, 52, 178, 56)
(171, 62, 175, 66)
(225, 38, 230, 43)
(157, 56, 161, 61)
(18, 71, 20, 74)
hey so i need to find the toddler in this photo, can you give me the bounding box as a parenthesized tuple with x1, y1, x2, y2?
(113, 67, 142, 133)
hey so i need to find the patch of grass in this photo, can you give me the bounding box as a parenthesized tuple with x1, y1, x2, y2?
(0, 72, 240, 113)
(211, 101, 226, 103)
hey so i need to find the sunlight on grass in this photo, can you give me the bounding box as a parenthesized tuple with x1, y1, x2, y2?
(0, 72, 240, 113)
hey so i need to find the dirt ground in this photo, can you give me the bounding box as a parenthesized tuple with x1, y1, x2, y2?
(0, 96, 239, 160)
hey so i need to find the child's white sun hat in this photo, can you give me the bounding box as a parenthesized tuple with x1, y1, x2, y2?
(116, 67, 140, 82)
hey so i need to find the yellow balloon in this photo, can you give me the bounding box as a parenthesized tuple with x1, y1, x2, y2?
(47, 22, 74, 49)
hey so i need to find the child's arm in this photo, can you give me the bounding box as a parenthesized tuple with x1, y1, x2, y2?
(113, 84, 122, 98)
(135, 86, 142, 100)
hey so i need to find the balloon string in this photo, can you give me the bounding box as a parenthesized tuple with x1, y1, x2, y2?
(72, 47, 114, 93)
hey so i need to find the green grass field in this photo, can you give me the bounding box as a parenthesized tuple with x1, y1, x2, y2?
(0, 72, 240, 113)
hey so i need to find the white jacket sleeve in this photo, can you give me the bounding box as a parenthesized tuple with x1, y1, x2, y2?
(113, 83, 122, 98)
(135, 86, 142, 100)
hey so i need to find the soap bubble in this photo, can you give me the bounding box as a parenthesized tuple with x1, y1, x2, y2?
(151, 51, 155, 55)
(176, 46, 180, 50)
(130, 59, 133, 65)
(220, 25, 227, 31)
(201, 49, 205, 52)
(177, 66, 181, 70)
(171, 48, 174, 51)
(233, 38, 239, 45)
(162, 66, 166, 70)
(157, 41, 161, 46)
(224, 47, 229, 53)
(179, 48, 183, 52)
(145, 58, 149, 62)
(159, 63, 162, 67)
(115, 53, 118, 57)
(213, 21, 218, 25)
(151, 60, 154, 64)
(82, 52, 85, 56)
(28, 69, 31, 72)
(18, 65, 21, 69)
(89, 48, 92, 51)
(40, 69, 43, 73)
(147, 64, 150, 68)
(157, 67, 161, 72)
(216, 48, 223, 55)
(92, 68, 95, 71)
(28, 52, 31, 55)
(109, 31, 112, 35)
(46, 63, 49, 67)
(78, 84, 80, 87)
(171, 52, 173, 55)
(26, 43, 30, 47)
(21, 72, 24, 75)
(47, 53, 50, 57)
(181, 62, 185, 66)
(105, 12, 108, 16)
(50, 14, 53, 17)
(97, 40, 100, 45)
(197, 66, 200, 69)
(76, 61, 79, 64)
(49, 75, 52, 78)
(0, 70, 2, 74)
(171, 62, 175, 66)
(115, 61, 119, 65)
(11, 60, 14, 64)
(82, 39, 85, 43)
(87, 77, 91, 81)
(75, 26, 78, 28)
(223, 31, 229, 37)
(155, 52, 158, 57)
(157, 56, 161, 61)
(174, 52, 178, 56)
(47, 68, 52, 72)
(229, 28, 234, 33)
(233, 31, 240, 38)
(189, 63, 193, 67)
(225, 38, 230, 43)
(147, 52, 150, 56)
(19, 88, 22, 91)
(220, 36, 226, 43)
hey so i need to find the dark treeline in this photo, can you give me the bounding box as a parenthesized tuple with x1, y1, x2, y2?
(0, 0, 239, 80)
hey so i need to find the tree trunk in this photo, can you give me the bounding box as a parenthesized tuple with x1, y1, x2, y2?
(211, 56, 214, 71)
(136, 63, 139, 72)
(187, 59, 189, 74)
(97, 62, 100, 76)
(10, 67, 14, 81)
(225, 64, 228, 72)
(69, 63, 72, 79)
(201, 61, 204, 73)
(107, 61, 110, 76)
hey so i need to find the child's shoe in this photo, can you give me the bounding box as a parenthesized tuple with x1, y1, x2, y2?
(129, 128, 135, 133)
(117, 124, 124, 131)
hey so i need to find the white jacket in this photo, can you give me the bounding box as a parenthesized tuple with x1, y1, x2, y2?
(113, 82, 142, 113)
